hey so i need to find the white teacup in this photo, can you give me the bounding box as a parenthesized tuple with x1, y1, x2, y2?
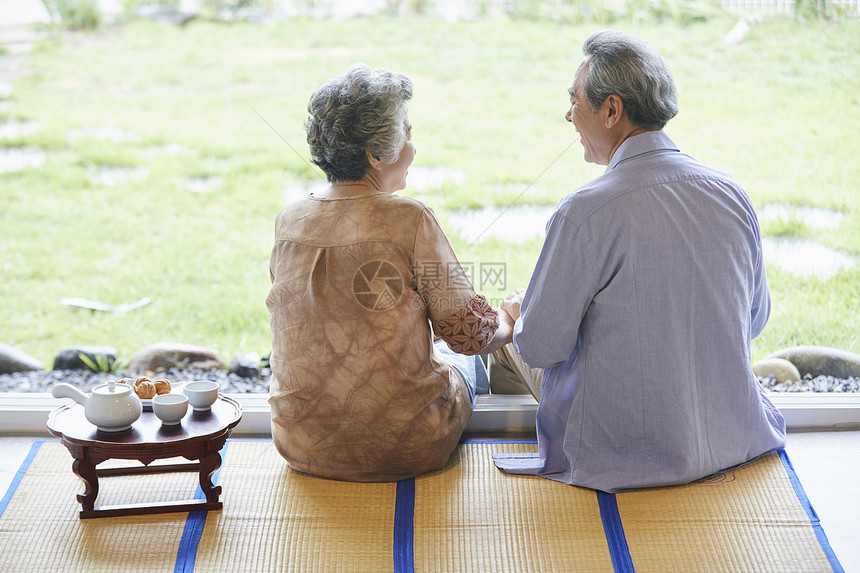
(183, 381, 219, 411)
(152, 393, 189, 425)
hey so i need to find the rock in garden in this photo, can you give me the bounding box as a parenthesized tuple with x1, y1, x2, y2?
(126, 342, 223, 373)
(0, 343, 44, 374)
(229, 352, 261, 379)
(53, 346, 118, 372)
(766, 346, 860, 379)
(752, 357, 801, 383)
(137, 6, 197, 26)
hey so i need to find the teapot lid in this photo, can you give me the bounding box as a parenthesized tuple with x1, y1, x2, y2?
(92, 380, 133, 396)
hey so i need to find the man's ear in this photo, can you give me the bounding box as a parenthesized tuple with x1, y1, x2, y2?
(604, 94, 625, 128)
(366, 150, 382, 171)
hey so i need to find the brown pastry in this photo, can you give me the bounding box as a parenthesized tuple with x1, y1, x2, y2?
(135, 380, 157, 399)
(154, 379, 171, 395)
(134, 376, 151, 389)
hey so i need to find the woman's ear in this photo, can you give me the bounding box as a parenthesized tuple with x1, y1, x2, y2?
(366, 150, 382, 171)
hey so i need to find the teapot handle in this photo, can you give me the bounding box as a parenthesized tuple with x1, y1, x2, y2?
(51, 383, 89, 406)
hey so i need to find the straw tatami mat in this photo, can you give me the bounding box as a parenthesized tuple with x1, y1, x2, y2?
(1, 440, 842, 572)
(192, 441, 396, 572)
(414, 442, 613, 572)
(615, 451, 837, 573)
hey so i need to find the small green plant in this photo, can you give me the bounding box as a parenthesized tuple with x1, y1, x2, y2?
(78, 353, 120, 374)
(203, 0, 258, 19)
(120, 0, 181, 18)
(759, 218, 809, 238)
(794, 0, 842, 20)
(40, 0, 101, 30)
(625, 0, 727, 24)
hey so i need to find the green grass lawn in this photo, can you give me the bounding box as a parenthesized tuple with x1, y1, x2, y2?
(1, 14, 858, 368)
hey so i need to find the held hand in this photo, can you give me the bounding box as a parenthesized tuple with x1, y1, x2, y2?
(501, 288, 525, 321)
(482, 304, 515, 353)
(498, 306, 515, 328)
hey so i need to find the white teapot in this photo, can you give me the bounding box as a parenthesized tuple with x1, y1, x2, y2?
(52, 380, 142, 432)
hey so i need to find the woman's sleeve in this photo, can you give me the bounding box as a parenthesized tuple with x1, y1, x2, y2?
(413, 208, 499, 355)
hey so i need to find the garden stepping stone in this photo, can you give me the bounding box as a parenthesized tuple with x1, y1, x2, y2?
(446, 204, 554, 243)
(185, 175, 222, 193)
(0, 119, 39, 140)
(87, 165, 150, 186)
(407, 166, 466, 193)
(759, 203, 845, 230)
(0, 146, 45, 173)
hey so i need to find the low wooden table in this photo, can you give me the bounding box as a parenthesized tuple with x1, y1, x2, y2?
(47, 395, 242, 519)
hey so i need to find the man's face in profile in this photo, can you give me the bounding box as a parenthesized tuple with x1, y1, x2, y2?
(565, 59, 612, 166)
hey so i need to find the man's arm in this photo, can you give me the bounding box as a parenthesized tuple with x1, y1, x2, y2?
(510, 211, 596, 369)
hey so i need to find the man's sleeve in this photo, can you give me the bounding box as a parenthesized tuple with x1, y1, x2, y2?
(514, 210, 599, 369)
(749, 216, 771, 340)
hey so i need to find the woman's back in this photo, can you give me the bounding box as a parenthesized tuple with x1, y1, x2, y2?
(267, 192, 473, 481)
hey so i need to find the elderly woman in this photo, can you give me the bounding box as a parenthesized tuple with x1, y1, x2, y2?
(266, 64, 514, 482)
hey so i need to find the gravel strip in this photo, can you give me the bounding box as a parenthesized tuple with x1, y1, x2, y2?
(0, 367, 272, 394)
(0, 370, 857, 394)
(758, 374, 860, 393)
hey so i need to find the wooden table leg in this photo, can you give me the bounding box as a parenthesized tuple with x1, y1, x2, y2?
(72, 457, 99, 512)
(198, 449, 223, 503)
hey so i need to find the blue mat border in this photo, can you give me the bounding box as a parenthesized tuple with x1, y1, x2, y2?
(778, 449, 844, 573)
(173, 441, 230, 573)
(461, 439, 538, 444)
(597, 491, 636, 573)
(0, 438, 45, 519)
(394, 479, 416, 573)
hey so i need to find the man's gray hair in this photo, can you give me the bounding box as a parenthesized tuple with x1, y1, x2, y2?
(581, 31, 678, 129)
(305, 63, 412, 182)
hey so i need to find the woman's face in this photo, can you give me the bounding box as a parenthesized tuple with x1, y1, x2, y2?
(381, 119, 415, 192)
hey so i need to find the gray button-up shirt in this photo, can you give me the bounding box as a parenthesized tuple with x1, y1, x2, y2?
(493, 131, 786, 492)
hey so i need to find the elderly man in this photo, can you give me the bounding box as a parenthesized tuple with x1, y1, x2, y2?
(491, 30, 786, 492)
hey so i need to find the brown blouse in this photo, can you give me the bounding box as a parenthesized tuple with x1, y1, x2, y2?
(266, 191, 499, 482)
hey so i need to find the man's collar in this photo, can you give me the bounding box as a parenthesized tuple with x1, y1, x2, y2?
(606, 130, 679, 171)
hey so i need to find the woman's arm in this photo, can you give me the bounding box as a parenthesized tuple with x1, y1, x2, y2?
(414, 206, 512, 355)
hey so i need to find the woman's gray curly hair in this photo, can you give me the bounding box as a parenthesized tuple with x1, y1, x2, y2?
(580, 31, 678, 129)
(305, 64, 413, 183)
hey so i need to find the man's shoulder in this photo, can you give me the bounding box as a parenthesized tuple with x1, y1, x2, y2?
(555, 168, 635, 221)
(610, 131, 738, 187)
(557, 178, 606, 212)
(558, 151, 741, 219)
